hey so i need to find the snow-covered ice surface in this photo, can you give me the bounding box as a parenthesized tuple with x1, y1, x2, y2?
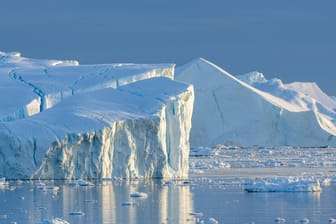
(0, 52, 193, 179)
(175, 58, 336, 147)
(0, 51, 174, 121)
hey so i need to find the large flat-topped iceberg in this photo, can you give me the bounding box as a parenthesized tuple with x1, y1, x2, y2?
(0, 51, 174, 121)
(175, 58, 336, 147)
(0, 52, 192, 179)
(0, 77, 194, 179)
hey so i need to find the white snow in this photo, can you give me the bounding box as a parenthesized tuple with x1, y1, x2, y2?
(175, 58, 336, 147)
(0, 52, 193, 180)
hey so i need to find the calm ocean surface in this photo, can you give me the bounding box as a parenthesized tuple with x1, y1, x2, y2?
(0, 179, 335, 224)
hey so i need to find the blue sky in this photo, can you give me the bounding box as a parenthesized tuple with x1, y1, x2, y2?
(1, 0, 335, 95)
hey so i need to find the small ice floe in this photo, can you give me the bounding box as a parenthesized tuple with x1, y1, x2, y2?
(299, 217, 310, 223)
(205, 217, 219, 224)
(329, 218, 336, 223)
(274, 217, 286, 223)
(322, 178, 331, 186)
(245, 177, 322, 192)
(68, 179, 94, 187)
(122, 202, 134, 206)
(69, 211, 85, 216)
(36, 181, 46, 189)
(190, 212, 203, 218)
(36, 181, 60, 193)
(130, 192, 148, 198)
(43, 185, 60, 192)
(40, 217, 70, 224)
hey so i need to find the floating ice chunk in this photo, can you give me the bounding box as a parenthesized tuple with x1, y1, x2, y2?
(329, 218, 336, 223)
(322, 178, 331, 186)
(40, 218, 70, 224)
(68, 179, 94, 187)
(69, 211, 85, 216)
(205, 217, 219, 224)
(274, 217, 286, 223)
(245, 178, 322, 192)
(299, 217, 310, 223)
(130, 192, 148, 198)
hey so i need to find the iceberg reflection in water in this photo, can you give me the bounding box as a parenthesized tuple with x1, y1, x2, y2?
(0, 179, 194, 224)
(1, 178, 336, 223)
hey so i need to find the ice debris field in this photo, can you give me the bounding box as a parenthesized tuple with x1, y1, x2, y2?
(0, 51, 336, 183)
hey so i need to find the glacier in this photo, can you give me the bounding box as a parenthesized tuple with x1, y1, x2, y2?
(175, 58, 336, 147)
(0, 52, 193, 179)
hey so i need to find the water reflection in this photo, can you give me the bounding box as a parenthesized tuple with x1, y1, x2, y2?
(60, 179, 193, 224)
(1, 180, 336, 223)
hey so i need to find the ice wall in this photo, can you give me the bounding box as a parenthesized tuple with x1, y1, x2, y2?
(0, 78, 194, 179)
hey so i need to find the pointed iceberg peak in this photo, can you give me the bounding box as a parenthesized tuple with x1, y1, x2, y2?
(175, 57, 237, 84)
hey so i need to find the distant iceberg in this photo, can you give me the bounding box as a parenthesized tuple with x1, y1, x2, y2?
(175, 58, 336, 147)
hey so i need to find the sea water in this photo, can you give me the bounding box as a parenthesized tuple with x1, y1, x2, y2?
(0, 178, 336, 224)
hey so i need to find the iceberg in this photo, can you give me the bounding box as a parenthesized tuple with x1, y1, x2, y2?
(244, 177, 322, 192)
(0, 51, 174, 121)
(0, 77, 194, 179)
(0, 52, 193, 179)
(175, 58, 336, 147)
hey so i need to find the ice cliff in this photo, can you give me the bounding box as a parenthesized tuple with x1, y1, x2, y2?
(175, 58, 336, 148)
(0, 52, 193, 179)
